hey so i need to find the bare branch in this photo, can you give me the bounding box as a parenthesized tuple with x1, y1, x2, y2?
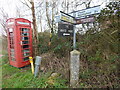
(20, 0, 31, 9)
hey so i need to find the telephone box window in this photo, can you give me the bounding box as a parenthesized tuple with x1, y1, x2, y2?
(21, 37, 28, 40)
(23, 53, 29, 57)
(11, 58, 15, 61)
(21, 28, 29, 32)
(23, 45, 29, 49)
(10, 49, 15, 59)
(21, 32, 29, 36)
(24, 57, 29, 61)
(11, 52, 14, 57)
(10, 49, 14, 52)
(23, 49, 30, 53)
(22, 41, 29, 44)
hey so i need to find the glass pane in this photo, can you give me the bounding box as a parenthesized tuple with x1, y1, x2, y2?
(10, 49, 14, 57)
(11, 58, 15, 61)
(10, 49, 14, 52)
(21, 28, 29, 32)
(21, 37, 28, 40)
(21, 32, 29, 36)
(22, 41, 29, 44)
(23, 53, 29, 57)
(11, 53, 14, 57)
(24, 57, 29, 61)
(9, 32, 14, 48)
(23, 45, 29, 49)
(23, 49, 30, 53)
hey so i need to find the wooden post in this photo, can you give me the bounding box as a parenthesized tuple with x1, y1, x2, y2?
(31, 0, 38, 56)
(70, 50, 80, 88)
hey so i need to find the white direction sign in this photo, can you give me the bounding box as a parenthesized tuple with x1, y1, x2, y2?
(70, 5, 101, 19)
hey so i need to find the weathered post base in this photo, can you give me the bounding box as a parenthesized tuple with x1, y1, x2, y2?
(70, 50, 80, 88)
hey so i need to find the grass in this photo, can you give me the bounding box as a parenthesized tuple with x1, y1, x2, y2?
(0, 44, 1, 88)
(2, 48, 119, 88)
(1, 54, 68, 88)
(2, 64, 68, 88)
(2, 52, 119, 88)
(0, 48, 3, 88)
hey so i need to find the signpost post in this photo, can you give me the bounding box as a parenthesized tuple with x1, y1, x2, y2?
(73, 25, 76, 49)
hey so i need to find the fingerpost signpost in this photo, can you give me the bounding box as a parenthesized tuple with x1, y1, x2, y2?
(55, 5, 101, 88)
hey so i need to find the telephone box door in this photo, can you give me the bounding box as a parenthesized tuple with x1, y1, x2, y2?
(17, 26, 32, 66)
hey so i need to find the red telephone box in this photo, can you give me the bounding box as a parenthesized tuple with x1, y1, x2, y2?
(6, 18, 32, 68)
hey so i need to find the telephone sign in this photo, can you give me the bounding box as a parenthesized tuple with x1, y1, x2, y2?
(17, 21, 30, 25)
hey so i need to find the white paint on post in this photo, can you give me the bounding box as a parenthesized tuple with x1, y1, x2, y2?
(70, 50, 80, 88)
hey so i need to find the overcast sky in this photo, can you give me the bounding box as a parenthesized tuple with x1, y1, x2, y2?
(0, 0, 109, 34)
(0, 0, 109, 17)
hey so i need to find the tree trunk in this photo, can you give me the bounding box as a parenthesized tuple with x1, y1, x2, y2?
(31, 1, 38, 56)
